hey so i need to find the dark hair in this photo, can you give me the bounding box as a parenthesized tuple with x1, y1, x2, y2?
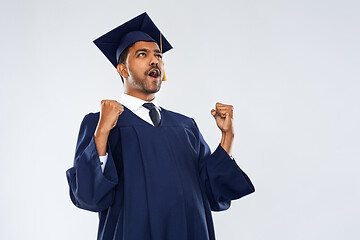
(118, 43, 134, 83)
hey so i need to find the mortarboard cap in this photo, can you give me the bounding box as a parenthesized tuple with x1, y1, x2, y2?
(93, 12, 172, 81)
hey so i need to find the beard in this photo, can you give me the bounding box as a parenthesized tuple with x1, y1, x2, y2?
(131, 71, 162, 94)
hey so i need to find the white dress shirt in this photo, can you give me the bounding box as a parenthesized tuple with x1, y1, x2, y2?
(98, 93, 161, 172)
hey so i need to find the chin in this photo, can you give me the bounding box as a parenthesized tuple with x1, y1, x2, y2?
(149, 80, 162, 92)
(143, 83, 161, 94)
(139, 74, 160, 91)
(146, 87, 161, 94)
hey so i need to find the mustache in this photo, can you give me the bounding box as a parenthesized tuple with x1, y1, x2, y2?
(145, 66, 161, 75)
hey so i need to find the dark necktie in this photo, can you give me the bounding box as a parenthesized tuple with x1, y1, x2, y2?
(142, 103, 161, 127)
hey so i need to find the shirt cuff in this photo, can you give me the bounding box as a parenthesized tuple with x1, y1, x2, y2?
(99, 152, 108, 173)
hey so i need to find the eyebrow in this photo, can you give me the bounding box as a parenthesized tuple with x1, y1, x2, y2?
(134, 48, 162, 55)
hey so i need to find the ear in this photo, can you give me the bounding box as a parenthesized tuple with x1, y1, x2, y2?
(117, 63, 129, 78)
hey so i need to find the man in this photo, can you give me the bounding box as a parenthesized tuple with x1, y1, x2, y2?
(66, 12, 255, 240)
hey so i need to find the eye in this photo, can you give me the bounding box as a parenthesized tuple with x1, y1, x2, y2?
(138, 52, 146, 57)
(156, 54, 163, 59)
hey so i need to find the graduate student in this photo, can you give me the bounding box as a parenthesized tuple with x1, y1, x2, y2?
(66, 12, 255, 240)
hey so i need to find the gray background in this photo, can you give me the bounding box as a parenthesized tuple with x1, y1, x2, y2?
(1, 0, 359, 239)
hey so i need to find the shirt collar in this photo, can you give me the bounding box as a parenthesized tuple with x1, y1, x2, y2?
(120, 93, 161, 112)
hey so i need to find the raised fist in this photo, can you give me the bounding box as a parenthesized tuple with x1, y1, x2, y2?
(97, 99, 124, 133)
(210, 102, 234, 133)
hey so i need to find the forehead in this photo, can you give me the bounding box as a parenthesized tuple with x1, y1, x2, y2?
(130, 41, 160, 52)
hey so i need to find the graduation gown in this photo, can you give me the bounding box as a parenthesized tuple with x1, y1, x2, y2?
(66, 106, 255, 240)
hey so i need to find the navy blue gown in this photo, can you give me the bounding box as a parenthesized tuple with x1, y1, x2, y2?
(66, 106, 255, 240)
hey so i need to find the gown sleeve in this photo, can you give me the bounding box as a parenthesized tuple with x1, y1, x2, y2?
(66, 113, 118, 212)
(192, 119, 255, 212)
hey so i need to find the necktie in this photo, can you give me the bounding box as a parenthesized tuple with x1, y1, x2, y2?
(142, 103, 161, 127)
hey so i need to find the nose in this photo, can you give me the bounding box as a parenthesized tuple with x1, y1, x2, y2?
(150, 54, 159, 66)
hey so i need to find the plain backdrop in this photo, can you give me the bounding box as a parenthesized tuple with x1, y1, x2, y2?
(1, 0, 359, 239)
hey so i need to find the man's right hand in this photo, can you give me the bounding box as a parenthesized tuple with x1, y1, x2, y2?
(94, 100, 123, 156)
(97, 100, 124, 133)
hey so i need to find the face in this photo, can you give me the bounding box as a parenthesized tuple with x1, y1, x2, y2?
(119, 41, 164, 96)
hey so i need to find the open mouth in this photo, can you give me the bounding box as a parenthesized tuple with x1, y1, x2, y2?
(148, 68, 161, 79)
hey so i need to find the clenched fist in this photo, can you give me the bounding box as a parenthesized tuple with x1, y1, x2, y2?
(97, 99, 124, 133)
(211, 102, 234, 134)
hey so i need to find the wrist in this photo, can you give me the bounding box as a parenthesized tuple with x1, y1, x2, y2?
(94, 127, 109, 156)
(221, 130, 234, 139)
(220, 131, 234, 155)
(95, 122, 111, 136)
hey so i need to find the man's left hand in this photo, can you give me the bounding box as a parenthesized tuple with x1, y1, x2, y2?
(211, 102, 234, 133)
